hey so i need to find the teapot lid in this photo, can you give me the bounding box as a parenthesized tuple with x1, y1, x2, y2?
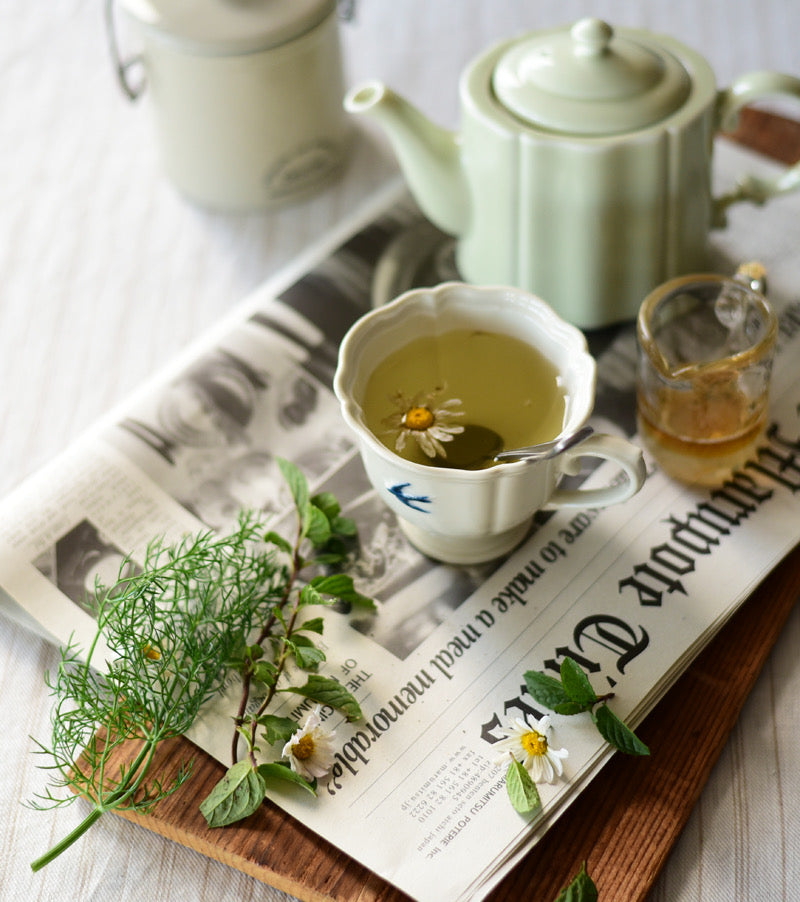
(120, 0, 335, 54)
(492, 19, 692, 135)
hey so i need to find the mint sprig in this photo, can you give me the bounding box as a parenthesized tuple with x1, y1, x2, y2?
(201, 459, 374, 829)
(554, 861, 598, 901)
(524, 656, 649, 757)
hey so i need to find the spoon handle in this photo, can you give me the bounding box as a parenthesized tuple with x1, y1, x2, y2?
(493, 424, 594, 462)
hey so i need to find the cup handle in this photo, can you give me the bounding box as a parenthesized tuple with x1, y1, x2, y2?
(713, 72, 800, 224)
(545, 433, 646, 510)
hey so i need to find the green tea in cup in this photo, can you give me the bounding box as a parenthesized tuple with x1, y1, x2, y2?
(360, 327, 566, 469)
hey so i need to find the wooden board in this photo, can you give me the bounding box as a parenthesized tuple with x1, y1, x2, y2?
(100, 542, 800, 902)
(95, 109, 800, 901)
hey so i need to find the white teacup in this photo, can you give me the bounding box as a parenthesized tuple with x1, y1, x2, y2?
(334, 282, 645, 564)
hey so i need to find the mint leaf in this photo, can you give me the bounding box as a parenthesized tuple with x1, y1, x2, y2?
(257, 762, 317, 796)
(251, 660, 278, 685)
(344, 590, 377, 612)
(199, 761, 266, 827)
(299, 584, 333, 607)
(263, 530, 292, 554)
(296, 616, 325, 634)
(282, 674, 362, 721)
(310, 550, 347, 565)
(288, 637, 326, 671)
(257, 715, 299, 745)
(331, 515, 357, 536)
(306, 575, 376, 612)
(505, 759, 541, 815)
(524, 670, 572, 709)
(560, 657, 598, 707)
(310, 574, 376, 611)
(553, 700, 592, 716)
(310, 492, 341, 520)
(555, 862, 598, 901)
(277, 457, 309, 514)
(593, 704, 650, 756)
(309, 574, 355, 596)
(305, 505, 332, 545)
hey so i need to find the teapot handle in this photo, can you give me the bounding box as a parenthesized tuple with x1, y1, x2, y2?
(713, 72, 800, 224)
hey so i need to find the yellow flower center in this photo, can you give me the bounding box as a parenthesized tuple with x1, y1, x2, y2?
(521, 730, 548, 757)
(403, 406, 435, 431)
(292, 734, 316, 761)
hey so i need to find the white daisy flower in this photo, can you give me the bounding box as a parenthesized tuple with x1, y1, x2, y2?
(281, 705, 336, 781)
(383, 389, 465, 458)
(492, 714, 568, 783)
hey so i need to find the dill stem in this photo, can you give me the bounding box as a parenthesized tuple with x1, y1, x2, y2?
(31, 737, 154, 871)
(30, 807, 104, 872)
(29, 770, 138, 872)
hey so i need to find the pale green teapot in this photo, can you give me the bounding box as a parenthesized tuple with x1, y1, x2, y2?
(345, 18, 800, 328)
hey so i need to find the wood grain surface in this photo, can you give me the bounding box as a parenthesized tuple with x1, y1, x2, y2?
(88, 108, 800, 902)
(727, 106, 800, 164)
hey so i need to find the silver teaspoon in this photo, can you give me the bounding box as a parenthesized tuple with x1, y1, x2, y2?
(493, 424, 594, 463)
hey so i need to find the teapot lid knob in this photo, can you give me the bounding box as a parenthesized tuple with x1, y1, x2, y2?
(571, 18, 613, 57)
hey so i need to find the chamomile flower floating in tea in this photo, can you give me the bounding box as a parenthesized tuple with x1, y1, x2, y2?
(382, 388, 465, 459)
(362, 328, 567, 469)
(282, 705, 337, 781)
(492, 714, 568, 783)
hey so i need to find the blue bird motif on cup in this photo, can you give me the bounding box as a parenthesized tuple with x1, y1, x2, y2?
(387, 482, 432, 513)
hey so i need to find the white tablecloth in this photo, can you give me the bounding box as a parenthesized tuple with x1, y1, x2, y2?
(2, 2, 799, 900)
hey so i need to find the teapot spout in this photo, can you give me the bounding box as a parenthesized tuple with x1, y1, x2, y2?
(345, 81, 468, 236)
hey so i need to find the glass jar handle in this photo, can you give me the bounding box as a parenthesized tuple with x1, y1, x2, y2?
(104, 0, 145, 101)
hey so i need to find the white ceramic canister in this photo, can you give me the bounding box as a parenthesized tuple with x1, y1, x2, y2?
(109, 0, 352, 211)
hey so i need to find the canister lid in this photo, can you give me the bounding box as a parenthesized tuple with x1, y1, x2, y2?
(491, 18, 692, 135)
(120, 0, 336, 54)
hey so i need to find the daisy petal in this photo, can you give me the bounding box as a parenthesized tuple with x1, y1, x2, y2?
(416, 431, 438, 457)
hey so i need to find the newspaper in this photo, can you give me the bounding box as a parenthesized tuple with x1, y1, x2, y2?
(3, 143, 800, 902)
